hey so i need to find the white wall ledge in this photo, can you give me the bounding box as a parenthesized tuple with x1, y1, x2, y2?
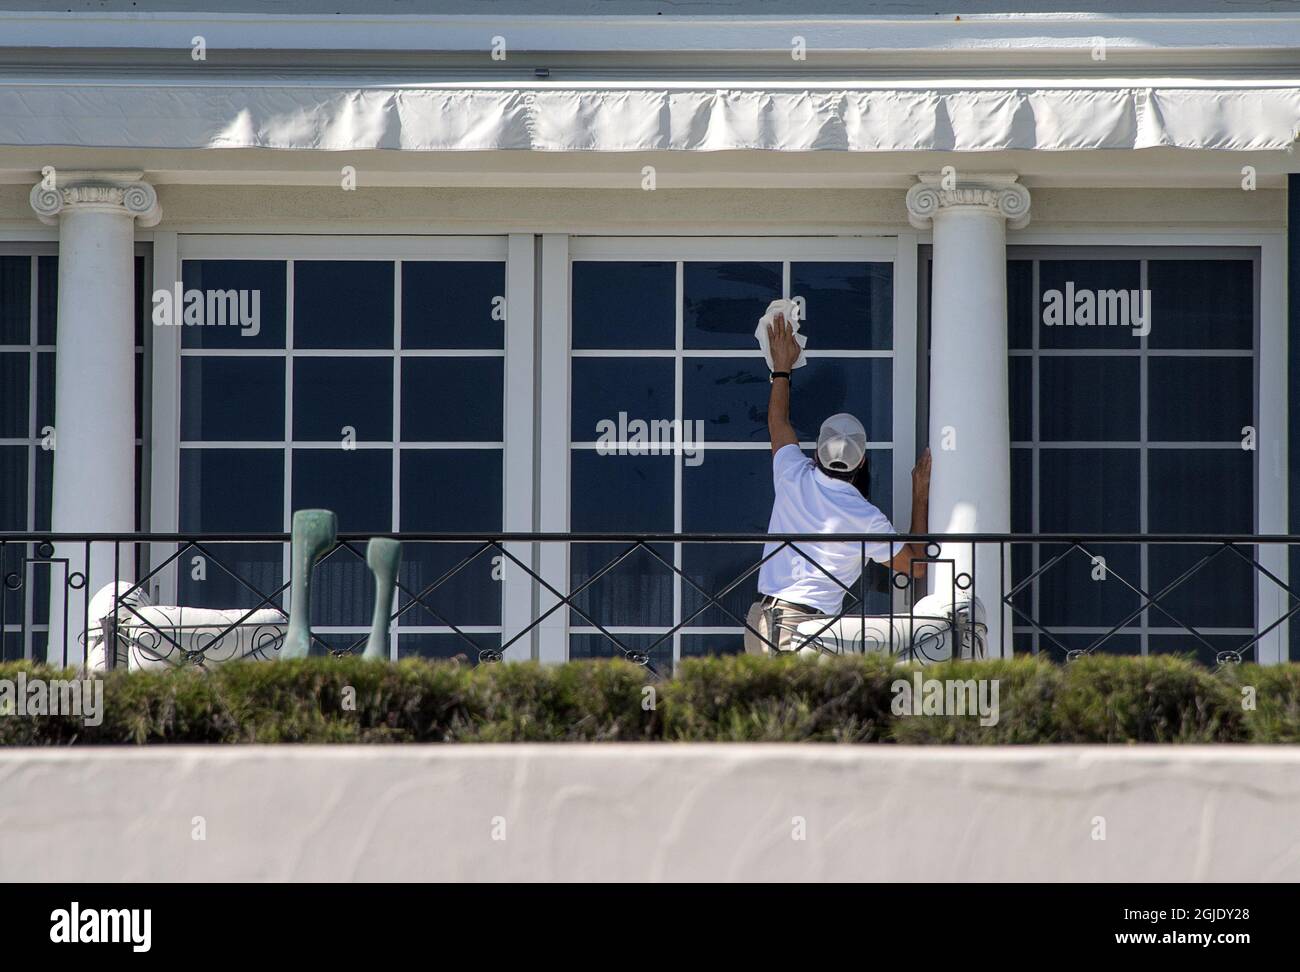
(3, 745, 1299, 882)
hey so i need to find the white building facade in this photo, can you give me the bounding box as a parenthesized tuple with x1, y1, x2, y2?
(0, 1, 1297, 668)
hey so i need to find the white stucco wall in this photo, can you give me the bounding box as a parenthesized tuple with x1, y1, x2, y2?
(2, 745, 1299, 882)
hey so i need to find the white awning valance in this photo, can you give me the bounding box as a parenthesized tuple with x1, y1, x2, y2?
(2, 81, 1296, 152)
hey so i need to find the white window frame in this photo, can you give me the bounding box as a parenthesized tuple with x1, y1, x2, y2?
(538, 234, 917, 665)
(151, 234, 535, 659)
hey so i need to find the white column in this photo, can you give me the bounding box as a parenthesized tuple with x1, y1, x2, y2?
(31, 171, 161, 668)
(906, 173, 1029, 658)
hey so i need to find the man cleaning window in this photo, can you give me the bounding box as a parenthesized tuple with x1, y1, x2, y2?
(745, 310, 932, 655)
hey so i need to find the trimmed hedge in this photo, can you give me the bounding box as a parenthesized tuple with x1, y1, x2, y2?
(0, 653, 1296, 745)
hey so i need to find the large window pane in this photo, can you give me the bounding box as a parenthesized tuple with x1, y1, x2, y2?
(399, 450, 503, 628)
(179, 260, 287, 349)
(291, 448, 392, 534)
(572, 262, 675, 350)
(570, 451, 673, 627)
(179, 449, 283, 532)
(1039, 357, 1140, 442)
(571, 357, 674, 442)
(178, 449, 285, 613)
(1007, 260, 1034, 350)
(1148, 357, 1253, 442)
(182, 357, 285, 441)
(683, 262, 781, 350)
(401, 261, 505, 349)
(402, 357, 503, 441)
(294, 357, 393, 442)
(789, 262, 892, 350)
(0, 352, 28, 437)
(0, 255, 30, 345)
(682, 449, 773, 627)
(293, 260, 393, 350)
(1148, 259, 1253, 350)
(1038, 260, 1143, 350)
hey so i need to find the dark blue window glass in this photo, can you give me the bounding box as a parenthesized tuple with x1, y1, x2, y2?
(36, 256, 56, 345)
(684, 358, 890, 446)
(181, 357, 284, 441)
(572, 262, 675, 350)
(570, 451, 673, 627)
(291, 448, 392, 534)
(571, 357, 675, 442)
(0, 446, 26, 530)
(291, 448, 393, 626)
(1035, 449, 1142, 628)
(1148, 259, 1253, 350)
(682, 449, 773, 627)
(1038, 260, 1143, 350)
(681, 359, 771, 445)
(683, 262, 781, 350)
(293, 261, 393, 350)
(1038, 448, 1141, 533)
(294, 357, 392, 442)
(401, 357, 503, 441)
(1007, 260, 1033, 350)
(0, 352, 28, 437)
(398, 632, 500, 662)
(401, 449, 502, 532)
(1148, 357, 1253, 442)
(569, 633, 673, 674)
(179, 260, 287, 349)
(180, 448, 283, 532)
(402, 261, 505, 349)
(399, 450, 503, 628)
(789, 262, 892, 350)
(0, 255, 30, 344)
(1147, 449, 1254, 631)
(178, 449, 284, 612)
(1038, 357, 1140, 441)
(1009, 356, 1032, 442)
(789, 358, 891, 443)
(680, 633, 744, 660)
(35, 352, 53, 431)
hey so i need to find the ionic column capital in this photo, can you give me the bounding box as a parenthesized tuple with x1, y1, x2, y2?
(905, 172, 1030, 230)
(30, 170, 161, 227)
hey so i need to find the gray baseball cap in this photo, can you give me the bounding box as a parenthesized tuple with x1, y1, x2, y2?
(816, 413, 867, 472)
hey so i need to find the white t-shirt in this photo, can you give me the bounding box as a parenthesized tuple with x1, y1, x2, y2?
(757, 444, 898, 615)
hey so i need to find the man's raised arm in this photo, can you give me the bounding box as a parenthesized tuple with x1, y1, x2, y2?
(766, 313, 799, 455)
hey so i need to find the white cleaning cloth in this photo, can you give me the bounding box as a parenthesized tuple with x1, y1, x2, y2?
(754, 298, 808, 371)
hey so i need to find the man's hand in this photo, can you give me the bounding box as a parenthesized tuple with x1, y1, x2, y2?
(912, 447, 932, 500)
(767, 312, 801, 373)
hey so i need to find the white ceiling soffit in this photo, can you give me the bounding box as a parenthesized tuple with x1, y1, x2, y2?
(0, 9, 1298, 55)
(0, 82, 1296, 152)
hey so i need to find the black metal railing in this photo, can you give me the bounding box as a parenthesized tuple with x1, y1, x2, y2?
(2, 531, 1297, 674)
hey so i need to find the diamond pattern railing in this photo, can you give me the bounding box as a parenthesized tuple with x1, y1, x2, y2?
(2, 532, 1297, 671)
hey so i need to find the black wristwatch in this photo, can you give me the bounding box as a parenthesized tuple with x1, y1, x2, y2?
(770, 371, 791, 384)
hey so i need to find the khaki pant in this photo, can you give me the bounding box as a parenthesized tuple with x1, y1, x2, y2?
(744, 598, 821, 655)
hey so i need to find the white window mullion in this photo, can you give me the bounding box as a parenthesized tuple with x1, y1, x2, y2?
(501, 233, 537, 661)
(891, 232, 918, 618)
(149, 232, 181, 608)
(536, 233, 570, 663)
